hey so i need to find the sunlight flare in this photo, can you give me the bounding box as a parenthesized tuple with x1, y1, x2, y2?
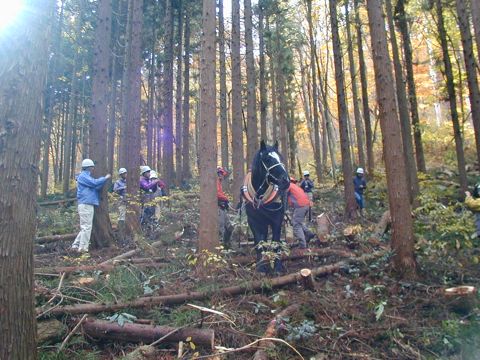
(0, 0, 25, 31)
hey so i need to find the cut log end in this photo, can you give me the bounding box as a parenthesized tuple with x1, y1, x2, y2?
(300, 268, 315, 291)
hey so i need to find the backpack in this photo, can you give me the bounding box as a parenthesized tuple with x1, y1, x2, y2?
(473, 184, 480, 198)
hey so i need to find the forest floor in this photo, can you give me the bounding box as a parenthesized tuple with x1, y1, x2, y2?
(36, 171, 480, 360)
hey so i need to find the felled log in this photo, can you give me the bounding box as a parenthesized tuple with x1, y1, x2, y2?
(35, 257, 168, 275)
(443, 286, 477, 314)
(37, 318, 67, 344)
(40, 251, 384, 317)
(252, 304, 300, 360)
(316, 213, 331, 242)
(36, 233, 76, 244)
(38, 198, 77, 206)
(300, 269, 315, 291)
(230, 248, 355, 266)
(82, 318, 215, 349)
(372, 210, 391, 238)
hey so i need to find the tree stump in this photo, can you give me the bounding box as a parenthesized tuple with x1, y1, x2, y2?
(444, 286, 477, 314)
(300, 268, 315, 291)
(316, 213, 331, 243)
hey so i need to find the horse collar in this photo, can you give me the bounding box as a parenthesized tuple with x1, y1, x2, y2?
(242, 172, 279, 208)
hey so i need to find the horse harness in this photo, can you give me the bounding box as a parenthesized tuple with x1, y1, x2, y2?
(241, 172, 282, 209)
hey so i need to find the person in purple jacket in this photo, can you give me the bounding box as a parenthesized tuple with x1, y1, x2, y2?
(139, 166, 159, 224)
(71, 159, 111, 253)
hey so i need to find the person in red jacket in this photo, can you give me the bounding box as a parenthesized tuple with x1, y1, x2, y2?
(287, 179, 316, 248)
(217, 167, 233, 246)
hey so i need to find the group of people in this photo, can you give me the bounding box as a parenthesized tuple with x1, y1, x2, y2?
(70, 159, 166, 254)
(70, 157, 368, 254)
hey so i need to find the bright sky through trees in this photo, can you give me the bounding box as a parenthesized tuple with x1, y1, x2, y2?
(0, 0, 25, 31)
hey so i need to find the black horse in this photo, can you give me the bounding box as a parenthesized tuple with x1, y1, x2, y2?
(242, 140, 290, 273)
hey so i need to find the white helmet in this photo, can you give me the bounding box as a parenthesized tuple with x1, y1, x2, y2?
(81, 159, 95, 168)
(356, 167, 364, 174)
(140, 165, 151, 174)
(118, 168, 127, 175)
(303, 170, 310, 176)
(150, 170, 158, 179)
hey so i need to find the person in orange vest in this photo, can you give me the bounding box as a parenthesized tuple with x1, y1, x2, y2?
(287, 177, 316, 248)
(217, 166, 233, 246)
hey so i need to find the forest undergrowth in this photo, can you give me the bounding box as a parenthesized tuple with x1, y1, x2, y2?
(36, 168, 480, 360)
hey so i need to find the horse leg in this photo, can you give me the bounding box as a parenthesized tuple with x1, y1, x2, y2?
(271, 213, 286, 274)
(249, 217, 269, 273)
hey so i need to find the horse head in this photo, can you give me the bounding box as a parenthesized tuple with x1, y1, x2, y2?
(252, 140, 290, 192)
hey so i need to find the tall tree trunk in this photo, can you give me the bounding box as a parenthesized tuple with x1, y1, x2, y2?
(455, 0, 480, 166)
(42, 0, 65, 198)
(345, 0, 365, 169)
(231, 0, 244, 202)
(435, 0, 467, 190)
(266, 17, 278, 141)
(175, 0, 183, 186)
(63, 14, 82, 196)
(244, 0, 258, 164)
(354, 0, 374, 175)
(147, 45, 155, 167)
(306, 0, 323, 180)
(198, 0, 219, 253)
(366, 0, 416, 277)
(275, 18, 289, 166)
(395, 0, 426, 173)
(471, 0, 480, 67)
(258, 3, 268, 142)
(218, 0, 229, 169)
(385, 0, 418, 201)
(163, 0, 175, 183)
(182, 7, 192, 179)
(329, 0, 356, 218)
(0, 0, 51, 358)
(90, 0, 114, 249)
(124, 0, 143, 232)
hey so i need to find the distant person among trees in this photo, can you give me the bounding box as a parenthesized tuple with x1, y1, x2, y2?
(71, 159, 111, 253)
(113, 168, 127, 226)
(150, 170, 167, 219)
(464, 185, 480, 237)
(217, 166, 233, 246)
(300, 170, 314, 202)
(288, 177, 316, 249)
(354, 167, 367, 215)
(139, 166, 162, 224)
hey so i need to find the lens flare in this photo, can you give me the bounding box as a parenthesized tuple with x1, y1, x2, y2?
(0, 0, 25, 32)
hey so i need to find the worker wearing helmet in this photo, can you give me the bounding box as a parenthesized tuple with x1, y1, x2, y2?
(113, 168, 127, 225)
(71, 159, 111, 253)
(354, 168, 367, 214)
(300, 170, 314, 202)
(217, 167, 233, 246)
(139, 165, 160, 225)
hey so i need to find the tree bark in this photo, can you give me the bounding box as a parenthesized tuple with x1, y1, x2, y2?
(198, 0, 219, 252)
(0, 0, 52, 358)
(182, 7, 192, 179)
(218, 0, 229, 169)
(245, 0, 258, 165)
(306, 0, 323, 180)
(471, 0, 480, 70)
(345, 0, 366, 170)
(258, 3, 268, 143)
(275, 17, 289, 166)
(354, 0, 374, 176)
(231, 0, 245, 202)
(366, 0, 416, 277)
(455, 0, 480, 166)
(90, 0, 114, 249)
(163, 0, 175, 183)
(175, 1, 183, 186)
(435, 0, 467, 191)
(385, 0, 418, 202)
(266, 17, 278, 142)
(395, 0, 426, 173)
(329, 0, 357, 218)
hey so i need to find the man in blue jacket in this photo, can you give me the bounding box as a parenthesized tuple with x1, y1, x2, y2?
(71, 159, 111, 253)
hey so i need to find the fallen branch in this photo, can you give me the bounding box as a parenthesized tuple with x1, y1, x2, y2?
(35, 257, 168, 275)
(40, 251, 384, 317)
(230, 248, 355, 265)
(38, 198, 77, 206)
(100, 229, 183, 265)
(82, 318, 215, 349)
(58, 314, 88, 352)
(36, 233, 76, 244)
(253, 304, 301, 360)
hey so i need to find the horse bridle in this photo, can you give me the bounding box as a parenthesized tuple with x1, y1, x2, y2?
(262, 159, 286, 186)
